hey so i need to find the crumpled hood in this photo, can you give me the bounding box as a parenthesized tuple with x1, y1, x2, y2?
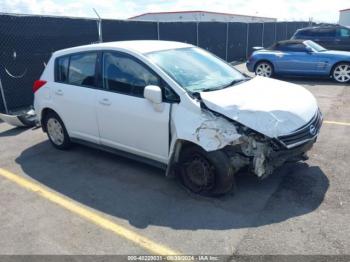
(200, 76, 318, 138)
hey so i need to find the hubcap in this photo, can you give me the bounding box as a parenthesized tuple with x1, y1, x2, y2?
(334, 64, 350, 83)
(47, 118, 64, 146)
(184, 154, 215, 192)
(256, 63, 272, 77)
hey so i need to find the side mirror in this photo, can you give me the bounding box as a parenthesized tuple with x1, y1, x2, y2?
(144, 85, 164, 112)
(144, 85, 162, 104)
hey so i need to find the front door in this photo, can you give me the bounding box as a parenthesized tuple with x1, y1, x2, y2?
(274, 43, 323, 75)
(96, 51, 170, 163)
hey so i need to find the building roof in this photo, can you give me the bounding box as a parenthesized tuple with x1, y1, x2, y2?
(53, 40, 193, 57)
(340, 8, 350, 12)
(129, 10, 275, 20)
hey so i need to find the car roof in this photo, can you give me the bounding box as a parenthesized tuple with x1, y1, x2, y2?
(53, 40, 193, 57)
(297, 24, 343, 31)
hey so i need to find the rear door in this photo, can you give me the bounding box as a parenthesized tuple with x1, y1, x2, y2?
(51, 52, 100, 143)
(95, 51, 173, 163)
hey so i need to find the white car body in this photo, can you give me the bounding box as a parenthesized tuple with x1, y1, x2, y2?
(34, 40, 322, 190)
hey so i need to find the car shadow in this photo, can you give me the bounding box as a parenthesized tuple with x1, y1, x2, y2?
(0, 126, 30, 137)
(15, 141, 329, 230)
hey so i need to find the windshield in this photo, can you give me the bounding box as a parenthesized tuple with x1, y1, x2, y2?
(304, 40, 327, 52)
(146, 47, 246, 92)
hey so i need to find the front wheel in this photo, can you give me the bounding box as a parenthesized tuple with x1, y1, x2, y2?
(179, 145, 236, 196)
(332, 63, 350, 83)
(255, 61, 274, 77)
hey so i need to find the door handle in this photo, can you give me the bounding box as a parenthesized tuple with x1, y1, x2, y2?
(99, 98, 111, 106)
(55, 89, 63, 96)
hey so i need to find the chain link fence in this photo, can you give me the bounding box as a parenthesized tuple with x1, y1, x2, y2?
(0, 13, 310, 113)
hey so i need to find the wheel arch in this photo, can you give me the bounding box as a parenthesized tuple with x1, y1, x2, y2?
(40, 108, 61, 132)
(172, 139, 236, 195)
(166, 139, 210, 177)
(170, 139, 202, 163)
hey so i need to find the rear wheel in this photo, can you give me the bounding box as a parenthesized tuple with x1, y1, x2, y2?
(255, 61, 273, 77)
(44, 111, 71, 150)
(179, 145, 235, 196)
(332, 63, 350, 83)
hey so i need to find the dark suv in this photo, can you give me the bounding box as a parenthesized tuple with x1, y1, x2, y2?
(292, 25, 350, 51)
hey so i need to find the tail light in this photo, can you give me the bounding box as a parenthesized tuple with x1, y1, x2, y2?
(33, 80, 47, 93)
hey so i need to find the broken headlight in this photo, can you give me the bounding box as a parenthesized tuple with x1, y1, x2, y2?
(239, 126, 267, 142)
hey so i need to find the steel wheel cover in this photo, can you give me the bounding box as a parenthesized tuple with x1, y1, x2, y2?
(184, 153, 215, 192)
(47, 118, 64, 146)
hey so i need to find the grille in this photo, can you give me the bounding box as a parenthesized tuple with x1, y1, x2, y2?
(278, 109, 323, 148)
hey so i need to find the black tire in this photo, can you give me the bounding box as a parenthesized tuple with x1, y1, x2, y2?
(331, 63, 350, 83)
(44, 111, 71, 150)
(255, 61, 274, 78)
(179, 145, 236, 196)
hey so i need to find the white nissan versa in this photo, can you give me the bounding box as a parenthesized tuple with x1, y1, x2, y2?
(34, 40, 322, 196)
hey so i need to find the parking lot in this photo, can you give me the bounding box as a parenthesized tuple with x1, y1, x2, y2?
(0, 63, 349, 256)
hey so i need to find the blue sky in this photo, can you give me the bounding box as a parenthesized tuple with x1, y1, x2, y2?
(0, 0, 348, 23)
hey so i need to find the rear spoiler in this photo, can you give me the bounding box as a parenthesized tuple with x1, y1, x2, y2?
(252, 46, 265, 51)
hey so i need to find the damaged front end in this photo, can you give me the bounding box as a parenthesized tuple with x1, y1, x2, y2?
(191, 106, 322, 179)
(231, 134, 315, 179)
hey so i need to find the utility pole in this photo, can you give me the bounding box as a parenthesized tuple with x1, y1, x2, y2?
(93, 8, 103, 43)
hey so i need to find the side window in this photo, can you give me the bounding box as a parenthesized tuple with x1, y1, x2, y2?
(296, 30, 318, 38)
(297, 30, 311, 37)
(161, 79, 180, 102)
(56, 56, 69, 82)
(339, 28, 350, 38)
(68, 52, 97, 87)
(314, 28, 336, 37)
(277, 43, 306, 52)
(102, 52, 161, 97)
(288, 43, 307, 52)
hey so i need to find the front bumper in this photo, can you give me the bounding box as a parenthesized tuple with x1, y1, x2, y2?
(228, 135, 317, 179)
(253, 138, 316, 178)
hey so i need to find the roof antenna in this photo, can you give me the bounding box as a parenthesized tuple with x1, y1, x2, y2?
(93, 8, 103, 43)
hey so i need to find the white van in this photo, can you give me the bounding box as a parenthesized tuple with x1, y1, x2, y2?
(34, 40, 322, 196)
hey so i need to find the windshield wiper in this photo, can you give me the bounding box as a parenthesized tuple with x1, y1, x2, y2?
(192, 78, 250, 93)
(217, 77, 250, 90)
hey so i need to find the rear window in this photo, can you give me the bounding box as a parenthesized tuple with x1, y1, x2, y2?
(295, 30, 313, 37)
(56, 56, 69, 82)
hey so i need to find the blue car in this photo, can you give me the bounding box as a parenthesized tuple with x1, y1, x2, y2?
(246, 40, 350, 83)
